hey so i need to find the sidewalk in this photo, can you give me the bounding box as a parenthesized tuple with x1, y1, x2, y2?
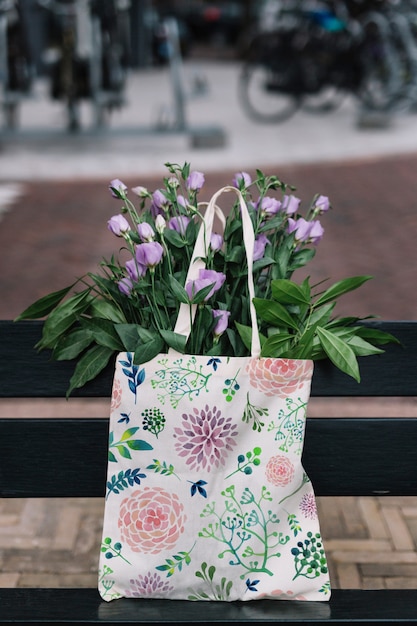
(1, 60, 417, 180)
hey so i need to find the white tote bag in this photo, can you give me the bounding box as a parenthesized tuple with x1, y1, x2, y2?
(98, 188, 331, 603)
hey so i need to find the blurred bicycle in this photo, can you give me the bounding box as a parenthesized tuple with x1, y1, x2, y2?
(0, 0, 33, 128)
(38, 0, 130, 131)
(239, 0, 417, 123)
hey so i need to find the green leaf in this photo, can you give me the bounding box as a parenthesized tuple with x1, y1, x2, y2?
(346, 335, 385, 357)
(80, 318, 124, 351)
(37, 290, 92, 349)
(14, 284, 76, 321)
(163, 228, 187, 248)
(169, 275, 189, 304)
(235, 322, 252, 351)
(160, 329, 187, 353)
(271, 279, 311, 306)
(316, 326, 360, 382)
(88, 299, 127, 323)
(133, 336, 165, 364)
(314, 276, 372, 307)
(261, 332, 293, 357)
(308, 302, 336, 326)
(53, 328, 93, 360)
(355, 327, 401, 346)
(253, 298, 299, 330)
(67, 344, 114, 397)
(115, 324, 141, 351)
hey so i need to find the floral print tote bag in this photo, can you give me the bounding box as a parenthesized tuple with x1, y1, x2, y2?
(98, 188, 331, 603)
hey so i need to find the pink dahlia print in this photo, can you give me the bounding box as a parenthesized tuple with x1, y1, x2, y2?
(299, 492, 318, 519)
(174, 404, 238, 472)
(265, 455, 295, 487)
(118, 487, 186, 554)
(246, 358, 313, 397)
(110, 377, 122, 411)
(125, 571, 174, 598)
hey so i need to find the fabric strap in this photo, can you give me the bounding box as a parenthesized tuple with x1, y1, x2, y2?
(173, 185, 261, 357)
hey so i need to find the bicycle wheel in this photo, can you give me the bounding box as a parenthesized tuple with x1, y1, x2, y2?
(239, 60, 301, 124)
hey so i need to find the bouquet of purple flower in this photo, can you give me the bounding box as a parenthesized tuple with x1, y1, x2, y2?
(16, 162, 396, 395)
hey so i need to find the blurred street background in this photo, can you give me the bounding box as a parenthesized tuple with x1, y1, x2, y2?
(1, 0, 417, 592)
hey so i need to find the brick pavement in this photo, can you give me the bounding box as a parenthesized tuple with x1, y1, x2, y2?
(1, 153, 417, 590)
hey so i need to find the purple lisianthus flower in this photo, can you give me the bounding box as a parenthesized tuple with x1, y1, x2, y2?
(212, 309, 230, 337)
(137, 222, 155, 242)
(314, 195, 330, 214)
(282, 194, 301, 215)
(168, 215, 190, 235)
(118, 277, 133, 296)
(287, 217, 312, 242)
(288, 217, 323, 244)
(210, 233, 223, 252)
(253, 233, 270, 261)
(176, 194, 187, 208)
(259, 196, 281, 217)
(109, 179, 127, 199)
(186, 269, 226, 301)
(108, 214, 130, 237)
(150, 189, 169, 217)
(309, 220, 324, 244)
(125, 258, 146, 281)
(186, 170, 205, 191)
(135, 241, 164, 268)
(233, 171, 251, 189)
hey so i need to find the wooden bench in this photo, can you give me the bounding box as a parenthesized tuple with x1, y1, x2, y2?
(1, 318, 417, 624)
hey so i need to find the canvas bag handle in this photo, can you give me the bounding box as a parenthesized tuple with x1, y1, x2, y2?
(173, 185, 261, 357)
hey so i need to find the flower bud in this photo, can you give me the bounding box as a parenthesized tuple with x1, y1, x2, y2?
(131, 185, 149, 198)
(137, 222, 155, 242)
(210, 233, 223, 252)
(155, 215, 166, 234)
(108, 214, 130, 237)
(233, 171, 251, 189)
(186, 170, 205, 191)
(109, 179, 127, 199)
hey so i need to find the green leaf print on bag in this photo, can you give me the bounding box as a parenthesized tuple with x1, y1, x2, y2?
(225, 447, 262, 479)
(222, 369, 240, 402)
(106, 468, 147, 499)
(199, 485, 289, 577)
(268, 396, 309, 454)
(119, 353, 145, 404)
(141, 407, 166, 438)
(155, 543, 196, 578)
(146, 459, 180, 479)
(291, 532, 329, 580)
(151, 356, 212, 408)
(242, 393, 269, 432)
(108, 427, 153, 463)
(101, 537, 131, 565)
(188, 562, 233, 601)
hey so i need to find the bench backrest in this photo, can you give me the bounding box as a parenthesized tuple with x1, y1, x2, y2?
(0, 319, 416, 499)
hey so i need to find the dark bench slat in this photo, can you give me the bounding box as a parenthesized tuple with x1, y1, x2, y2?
(1, 320, 416, 398)
(1, 417, 416, 498)
(1, 588, 417, 624)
